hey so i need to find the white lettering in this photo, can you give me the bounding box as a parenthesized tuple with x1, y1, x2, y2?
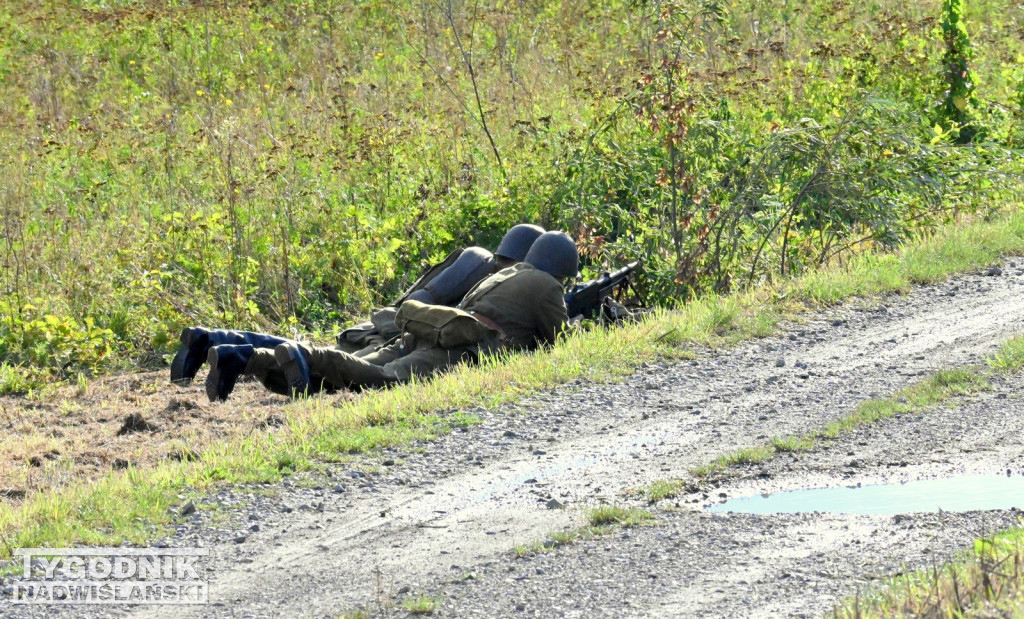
(38, 556, 61, 579)
(112, 556, 137, 579)
(88, 557, 112, 579)
(176, 555, 200, 579)
(65, 556, 85, 579)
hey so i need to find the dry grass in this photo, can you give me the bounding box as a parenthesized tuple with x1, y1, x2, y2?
(0, 369, 356, 504)
(834, 532, 1024, 617)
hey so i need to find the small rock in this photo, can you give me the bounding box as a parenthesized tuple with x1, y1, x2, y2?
(503, 431, 518, 438)
(382, 459, 395, 466)
(985, 266, 1003, 276)
(542, 540, 556, 549)
(515, 603, 526, 611)
(248, 513, 260, 521)
(248, 524, 260, 533)
(396, 585, 411, 595)
(234, 535, 248, 544)
(532, 450, 547, 456)
(794, 361, 807, 369)
(545, 498, 565, 510)
(333, 485, 347, 494)
(180, 501, 197, 517)
(775, 357, 785, 368)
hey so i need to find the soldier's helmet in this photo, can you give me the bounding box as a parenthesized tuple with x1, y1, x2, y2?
(524, 231, 579, 279)
(495, 224, 545, 262)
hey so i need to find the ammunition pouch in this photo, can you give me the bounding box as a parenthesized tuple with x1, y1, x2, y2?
(395, 300, 495, 349)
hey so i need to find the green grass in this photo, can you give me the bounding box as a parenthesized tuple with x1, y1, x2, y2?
(1, 0, 1021, 380)
(513, 510, 653, 559)
(644, 342, 1015, 503)
(402, 595, 439, 615)
(833, 527, 1024, 617)
(586, 505, 654, 528)
(3, 209, 1024, 555)
(687, 367, 989, 482)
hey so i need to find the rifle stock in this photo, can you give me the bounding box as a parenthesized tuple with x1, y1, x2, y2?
(564, 260, 640, 319)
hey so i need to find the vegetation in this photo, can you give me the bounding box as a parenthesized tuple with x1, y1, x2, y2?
(586, 505, 654, 528)
(402, 595, 440, 615)
(647, 334, 1024, 501)
(514, 507, 654, 558)
(5, 208, 1024, 556)
(1, 0, 1022, 388)
(1, 0, 1024, 587)
(833, 528, 1024, 617)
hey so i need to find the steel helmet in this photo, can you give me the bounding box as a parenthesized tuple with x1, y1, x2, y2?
(524, 231, 579, 279)
(494, 224, 545, 262)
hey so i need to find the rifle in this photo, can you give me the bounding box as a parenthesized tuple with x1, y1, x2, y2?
(564, 260, 641, 320)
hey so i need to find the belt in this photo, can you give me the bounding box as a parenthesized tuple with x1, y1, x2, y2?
(469, 311, 507, 341)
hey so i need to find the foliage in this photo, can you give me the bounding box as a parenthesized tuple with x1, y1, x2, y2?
(937, 0, 979, 141)
(0, 0, 1022, 378)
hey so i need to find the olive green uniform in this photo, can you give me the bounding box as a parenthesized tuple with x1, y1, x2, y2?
(253, 263, 567, 392)
(246, 247, 497, 394)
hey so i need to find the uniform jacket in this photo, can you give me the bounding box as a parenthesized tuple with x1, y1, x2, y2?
(458, 263, 568, 351)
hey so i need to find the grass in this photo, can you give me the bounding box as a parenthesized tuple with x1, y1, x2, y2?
(645, 334, 1024, 503)
(513, 506, 654, 559)
(3, 209, 1024, 556)
(402, 595, 440, 615)
(833, 527, 1024, 618)
(586, 505, 655, 528)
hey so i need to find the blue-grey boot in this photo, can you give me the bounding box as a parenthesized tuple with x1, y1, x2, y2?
(274, 342, 312, 398)
(171, 328, 288, 384)
(205, 344, 256, 402)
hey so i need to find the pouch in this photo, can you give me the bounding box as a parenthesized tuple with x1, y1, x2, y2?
(395, 300, 494, 348)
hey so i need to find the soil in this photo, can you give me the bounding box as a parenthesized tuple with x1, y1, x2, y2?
(2, 261, 1024, 617)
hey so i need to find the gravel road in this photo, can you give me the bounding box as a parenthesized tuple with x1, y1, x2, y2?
(3, 261, 1024, 618)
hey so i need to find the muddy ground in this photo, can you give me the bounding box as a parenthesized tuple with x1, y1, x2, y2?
(2, 262, 1024, 617)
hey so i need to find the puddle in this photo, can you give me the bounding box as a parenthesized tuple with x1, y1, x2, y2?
(708, 475, 1024, 515)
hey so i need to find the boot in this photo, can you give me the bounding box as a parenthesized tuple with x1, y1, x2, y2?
(205, 344, 255, 402)
(274, 342, 312, 398)
(170, 327, 210, 385)
(170, 328, 288, 384)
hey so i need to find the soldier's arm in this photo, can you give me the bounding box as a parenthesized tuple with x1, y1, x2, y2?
(533, 280, 570, 347)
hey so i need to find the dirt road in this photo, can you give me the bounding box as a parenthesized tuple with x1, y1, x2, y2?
(4, 261, 1024, 617)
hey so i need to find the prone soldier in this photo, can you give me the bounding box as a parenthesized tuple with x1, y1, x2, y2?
(172, 224, 546, 400)
(236, 231, 578, 396)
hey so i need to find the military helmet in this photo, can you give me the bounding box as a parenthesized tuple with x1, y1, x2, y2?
(524, 231, 579, 279)
(494, 223, 545, 262)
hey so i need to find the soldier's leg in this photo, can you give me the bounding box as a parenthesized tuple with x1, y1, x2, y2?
(171, 328, 289, 384)
(304, 338, 474, 390)
(246, 349, 334, 395)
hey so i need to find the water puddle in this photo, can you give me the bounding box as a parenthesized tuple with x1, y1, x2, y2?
(708, 475, 1024, 515)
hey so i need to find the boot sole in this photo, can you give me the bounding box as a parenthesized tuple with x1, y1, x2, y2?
(274, 345, 311, 397)
(171, 327, 203, 385)
(205, 347, 223, 402)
